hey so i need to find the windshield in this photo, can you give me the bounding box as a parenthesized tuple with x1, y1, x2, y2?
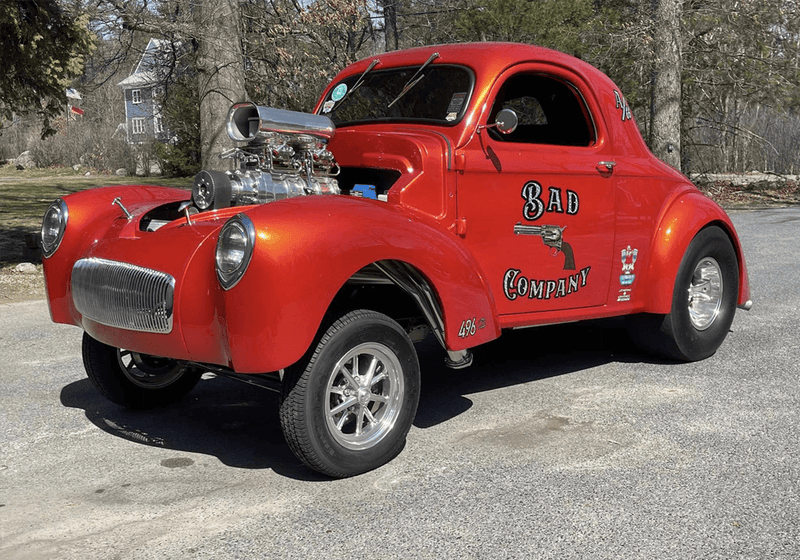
(319, 64, 473, 127)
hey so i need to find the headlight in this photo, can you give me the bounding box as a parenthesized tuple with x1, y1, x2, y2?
(215, 214, 255, 290)
(41, 199, 68, 258)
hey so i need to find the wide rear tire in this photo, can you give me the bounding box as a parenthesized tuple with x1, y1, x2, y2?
(628, 226, 739, 361)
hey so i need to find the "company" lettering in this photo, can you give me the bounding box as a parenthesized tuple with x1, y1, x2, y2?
(503, 266, 591, 301)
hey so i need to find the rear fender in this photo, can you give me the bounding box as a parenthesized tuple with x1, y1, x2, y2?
(217, 196, 500, 373)
(642, 191, 751, 313)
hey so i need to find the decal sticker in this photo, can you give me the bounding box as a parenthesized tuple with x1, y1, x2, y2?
(503, 267, 591, 301)
(446, 92, 467, 114)
(331, 83, 348, 102)
(458, 318, 475, 338)
(457, 317, 485, 338)
(619, 245, 638, 285)
(614, 90, 632, 122)
(521, 181, 579, 222)
(322, 100, 335, 113)
(617, 246, 638, 302)
(514, 223, 576, 270)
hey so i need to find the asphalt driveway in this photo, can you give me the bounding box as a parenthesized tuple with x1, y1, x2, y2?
(0, 208, 797, 559)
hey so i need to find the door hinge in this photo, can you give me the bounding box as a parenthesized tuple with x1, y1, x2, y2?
(453, 151, 466, 172)
(449, 218, 467, 236)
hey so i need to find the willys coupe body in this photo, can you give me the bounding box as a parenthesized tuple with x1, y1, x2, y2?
(41, 43, 752, 477)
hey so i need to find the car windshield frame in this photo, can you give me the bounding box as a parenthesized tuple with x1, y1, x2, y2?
(318, 63, 475, 127)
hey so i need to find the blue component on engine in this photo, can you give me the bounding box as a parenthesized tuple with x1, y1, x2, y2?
(352, 184, 377, 199)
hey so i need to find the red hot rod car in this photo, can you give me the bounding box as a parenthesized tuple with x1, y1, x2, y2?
(41, 43, 751, 477)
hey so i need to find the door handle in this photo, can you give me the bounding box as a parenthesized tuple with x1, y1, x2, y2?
(597, 161, 616, 173)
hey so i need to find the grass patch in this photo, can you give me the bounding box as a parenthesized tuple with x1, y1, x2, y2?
(0, 164, 192, 265)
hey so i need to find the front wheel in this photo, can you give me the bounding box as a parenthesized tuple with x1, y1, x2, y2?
(82, 333, 201, 408)
(279, 310, 420, 477)
(628, 226, 739, 361)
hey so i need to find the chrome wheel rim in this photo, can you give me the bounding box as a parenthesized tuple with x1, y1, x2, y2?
(117, 350, 185, 389)
(687, 256, 723, 331)
(325, 342, 404, 451)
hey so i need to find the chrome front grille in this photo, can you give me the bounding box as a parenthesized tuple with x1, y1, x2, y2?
(72, 258, 175, 334)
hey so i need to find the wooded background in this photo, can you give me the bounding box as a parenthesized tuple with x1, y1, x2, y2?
(2, 0, 799, 176)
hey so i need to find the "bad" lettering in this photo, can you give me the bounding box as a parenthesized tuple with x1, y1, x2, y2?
(521, 181, 579, 221)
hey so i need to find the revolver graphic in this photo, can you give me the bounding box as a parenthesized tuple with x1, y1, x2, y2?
(514, 223, 576, 270)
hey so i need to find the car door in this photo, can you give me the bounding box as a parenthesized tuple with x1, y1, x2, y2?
(456, 65, 617, 319)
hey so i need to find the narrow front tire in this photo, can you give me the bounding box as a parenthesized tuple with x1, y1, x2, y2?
(82, 333, 201, 409)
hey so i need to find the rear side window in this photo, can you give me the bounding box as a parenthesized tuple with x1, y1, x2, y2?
(488, 74, 595, 147)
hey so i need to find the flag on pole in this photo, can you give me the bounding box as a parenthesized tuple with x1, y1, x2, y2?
(66, 88, 82, 100)
(70, 106, 84, 116)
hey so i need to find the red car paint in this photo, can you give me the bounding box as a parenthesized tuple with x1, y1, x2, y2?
(43, 43, 750, 374)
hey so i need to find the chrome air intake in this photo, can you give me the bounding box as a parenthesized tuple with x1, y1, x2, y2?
(226, 102, 335, 142)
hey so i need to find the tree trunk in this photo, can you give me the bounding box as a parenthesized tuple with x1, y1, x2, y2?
(650, 0, 682, 171)
(381, 0, 399, 51)
(195, 0, 247, 171)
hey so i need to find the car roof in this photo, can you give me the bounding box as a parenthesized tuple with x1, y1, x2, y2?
(344, 42, 608, 87)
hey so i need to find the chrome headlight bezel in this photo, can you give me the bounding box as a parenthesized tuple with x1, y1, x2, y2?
(215, 214, 256, 290)
(41, 199, 69, 258)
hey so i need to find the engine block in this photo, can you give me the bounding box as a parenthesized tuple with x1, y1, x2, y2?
(192, 103, 340, 211)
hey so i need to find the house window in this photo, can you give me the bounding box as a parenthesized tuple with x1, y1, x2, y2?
(132, 118, 145, 134)
(154, 116, 164, 133)
(132, 89, 142, 104)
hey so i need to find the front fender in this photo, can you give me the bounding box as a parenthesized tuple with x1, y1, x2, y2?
(217, 196, 499, 373)
(642, 191, 751, 314)
(43, 185, 189, 325)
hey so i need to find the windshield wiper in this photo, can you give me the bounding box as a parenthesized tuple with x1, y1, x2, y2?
(387, 52, 440, 109)
(334, 58, 380, 109)
(349, 59, 380, 96)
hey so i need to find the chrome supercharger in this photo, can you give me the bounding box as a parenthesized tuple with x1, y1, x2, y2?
(192, 103, 341, 211)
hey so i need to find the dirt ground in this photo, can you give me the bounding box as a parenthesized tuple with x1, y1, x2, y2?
(693, 172, 800, 207)
(0, 264, 46, 304)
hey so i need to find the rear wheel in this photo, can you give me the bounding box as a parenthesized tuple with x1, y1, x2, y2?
(82, 333, 201, 408)
(628, 226, 739, 361)
(279, 310, 420, 477)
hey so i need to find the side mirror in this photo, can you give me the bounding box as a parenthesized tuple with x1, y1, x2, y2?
(494, 109, 518, 135)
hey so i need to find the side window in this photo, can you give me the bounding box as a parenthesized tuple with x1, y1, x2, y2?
(489, 73, 594, 147)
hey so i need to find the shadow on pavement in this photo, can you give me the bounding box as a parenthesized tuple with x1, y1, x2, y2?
(60, 317, 658, 478)
(59, 374, 330, 481)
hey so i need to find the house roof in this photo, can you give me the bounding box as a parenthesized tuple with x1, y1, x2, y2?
(118, 71, 158, 88)
(117, 38, 177, 89)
